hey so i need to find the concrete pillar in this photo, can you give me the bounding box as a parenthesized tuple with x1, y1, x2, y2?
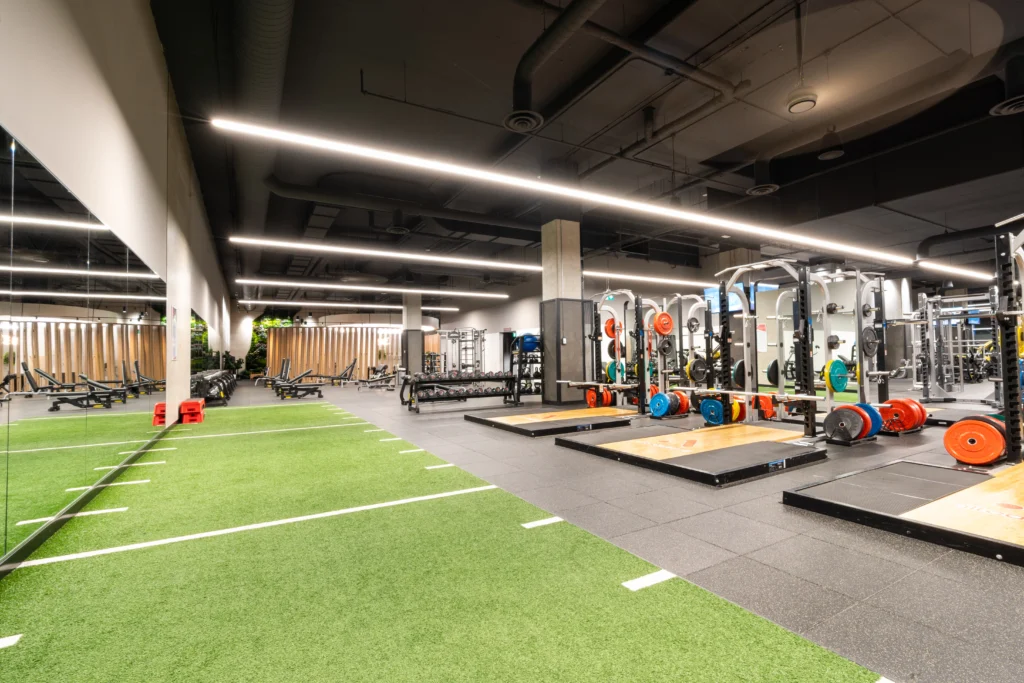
(402, 293, 423, 374)
(541, 219, 582, 300)
(165, 218, 192, 417)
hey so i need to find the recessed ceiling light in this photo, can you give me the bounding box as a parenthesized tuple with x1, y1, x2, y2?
(229, 236, 542, 272)
(787, 88, 817, 114)
(721, 235, 731, 239)
(236, 299, 459, 312)
(211, 118, 993, 281)
(236, 278, 507, 299)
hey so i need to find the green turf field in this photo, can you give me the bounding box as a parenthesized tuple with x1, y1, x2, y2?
(0, 402, 877, 681)
(758, 384, 861, 403)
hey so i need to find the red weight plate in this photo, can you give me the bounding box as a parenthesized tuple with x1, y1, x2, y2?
(881, 398, 917, 433)
(585, 388, 598, 408)
(653, 312, 674, 336)
(601, 387, 612, 407)
(751, 394, 775, 419)
(904, 398, 927, 429)
(672, 390, 690, 415)
(604, 318, 617, 338)
(836, 404, 872, 440)
(736, 399, 747, 422)
(944, 417, 1006, 465)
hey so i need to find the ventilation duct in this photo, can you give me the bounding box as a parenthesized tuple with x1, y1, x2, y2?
(991, 55, 1024, 116)
(746, 160, 779, 196)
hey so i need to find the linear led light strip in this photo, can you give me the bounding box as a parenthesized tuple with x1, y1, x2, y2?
(0, 215, 107, 230)
(237, 299, 458, 312)
(212, 118, 994, 282)
(0, 290, 165, 301)
(236, 278, 506, 299)
(230, 236, 543, 272)
(0, 265, 158, 279)
(583, 270, 715, 288)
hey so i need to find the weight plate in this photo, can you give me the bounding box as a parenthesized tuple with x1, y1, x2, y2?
(586, 388, 599, 408)
(735, 399, 746, 422)
(751, 394, 776, 420)
(944, 416, 1006, 465)
(837, 405, 872, 440)
(686, 358, 708, 383)
(700, 399, 724, 425)
(653, 311, 674, 336)
(973, 414, 1007, 439)
(861, 327, 880, 356)
(880, 398, 917, 433)
(827, 334, 841, 350)
(666, 392, 681, 415)
(672, 390, 690, 415)
(824, 359, 849, 393)
(731, 359, 745, 390)
(650, 392, 671, 418)
(766, 359, 779, 387)
(905, 398, 927, 429)
(607, 339, 622, 357)
(854, 402, 883, 437)
(730, 400, 741, 422)
(601, 387, 612, 407)
(649, 384, 660, 399)
(823, 408, 865, 442)
(658, 337, 674, 356)
(604, 318, 617, 338)
(687, 317, 700, 333)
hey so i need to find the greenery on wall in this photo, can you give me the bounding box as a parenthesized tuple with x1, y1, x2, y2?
(244, 317, 293, 378)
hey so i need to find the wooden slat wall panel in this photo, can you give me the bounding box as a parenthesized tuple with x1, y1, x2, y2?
(267, 327, 402, 381)
(424, 334, 440, 354)
(3, 323, 166, 391)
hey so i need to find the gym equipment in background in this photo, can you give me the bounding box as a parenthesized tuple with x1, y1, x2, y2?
(21, 362, 115, 411)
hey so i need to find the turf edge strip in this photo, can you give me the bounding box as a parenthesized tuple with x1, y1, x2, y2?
(3, 485, 498, 571)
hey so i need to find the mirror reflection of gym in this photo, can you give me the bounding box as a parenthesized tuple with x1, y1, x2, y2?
(0, 127, 166, 555)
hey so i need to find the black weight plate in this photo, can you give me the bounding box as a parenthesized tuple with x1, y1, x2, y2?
(689, 358, 708, 383)
(731, 359, 745, 390)
(766, 359, 779, 387)
(823, 409, 865, 442)
(658, 337, 674, 356)
(687, 317, 700, 333)
(861, 326, 880, 356)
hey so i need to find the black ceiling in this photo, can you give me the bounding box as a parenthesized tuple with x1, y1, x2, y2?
(152, 0, 1024, 309)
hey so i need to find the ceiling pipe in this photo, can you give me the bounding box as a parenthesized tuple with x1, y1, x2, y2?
(265, 177, 539, 232)
(916, 225, 1007, 259)
(510, 0, 736, 94)
(232, 0, 296, 304)
(505, 0, 610, 133)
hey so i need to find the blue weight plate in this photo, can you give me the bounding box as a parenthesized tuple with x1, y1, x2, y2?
(855, 402, 883, 437)
(700, 398, 724, 425)
(650, 392, 670, 418)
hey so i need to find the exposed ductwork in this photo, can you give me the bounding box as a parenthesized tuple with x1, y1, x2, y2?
(233, 0, 296, 301)
(991, 54, 1024, 116)
(505, 0, 609, 133)
(265, 177, 539, 233)
(916, 225, 1007, 259)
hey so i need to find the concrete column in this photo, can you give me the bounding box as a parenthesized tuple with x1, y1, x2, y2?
(402, 293, 423, 374)
(165, 218, 192, 418)
(541, 219, 582, 300)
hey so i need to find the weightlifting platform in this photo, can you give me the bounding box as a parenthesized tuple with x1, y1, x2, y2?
(784, 461, 1024, 566)
(464, 406, 636, 437)
(555, 423, 827, 487)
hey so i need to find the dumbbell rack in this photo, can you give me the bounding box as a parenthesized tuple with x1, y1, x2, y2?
(400, 372, 519, 413)
(510, 349, 543, 404)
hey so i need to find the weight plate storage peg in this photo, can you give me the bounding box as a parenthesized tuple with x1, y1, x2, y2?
(823, 408, 865, 442)
(653, 311, 674, 336)
(700, 399, 724, 425)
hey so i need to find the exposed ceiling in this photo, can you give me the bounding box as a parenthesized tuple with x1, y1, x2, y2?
(152, 0, 1024, 314)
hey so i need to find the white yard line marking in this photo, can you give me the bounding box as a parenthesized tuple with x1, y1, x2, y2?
(95, 461, 166, 471)
(20, 410, 151, 421)
(379, 437, 402, 442)
(66, 480, 150, 492)
(399, 448, 425, 454)
(6, 485, 498, 571)
(521, 517, 563, 529)
(364, 429, 385, 433)
(622, 569, 676, 592)
(10, 423, 368, 454)
(338, 417, 362, 421)
(209, 401, 327, 411)
(17, 508, 129, 526)
(425, 464, 454, 470)
(0, 634, 22, 650)
(118, 447, 177, 455)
